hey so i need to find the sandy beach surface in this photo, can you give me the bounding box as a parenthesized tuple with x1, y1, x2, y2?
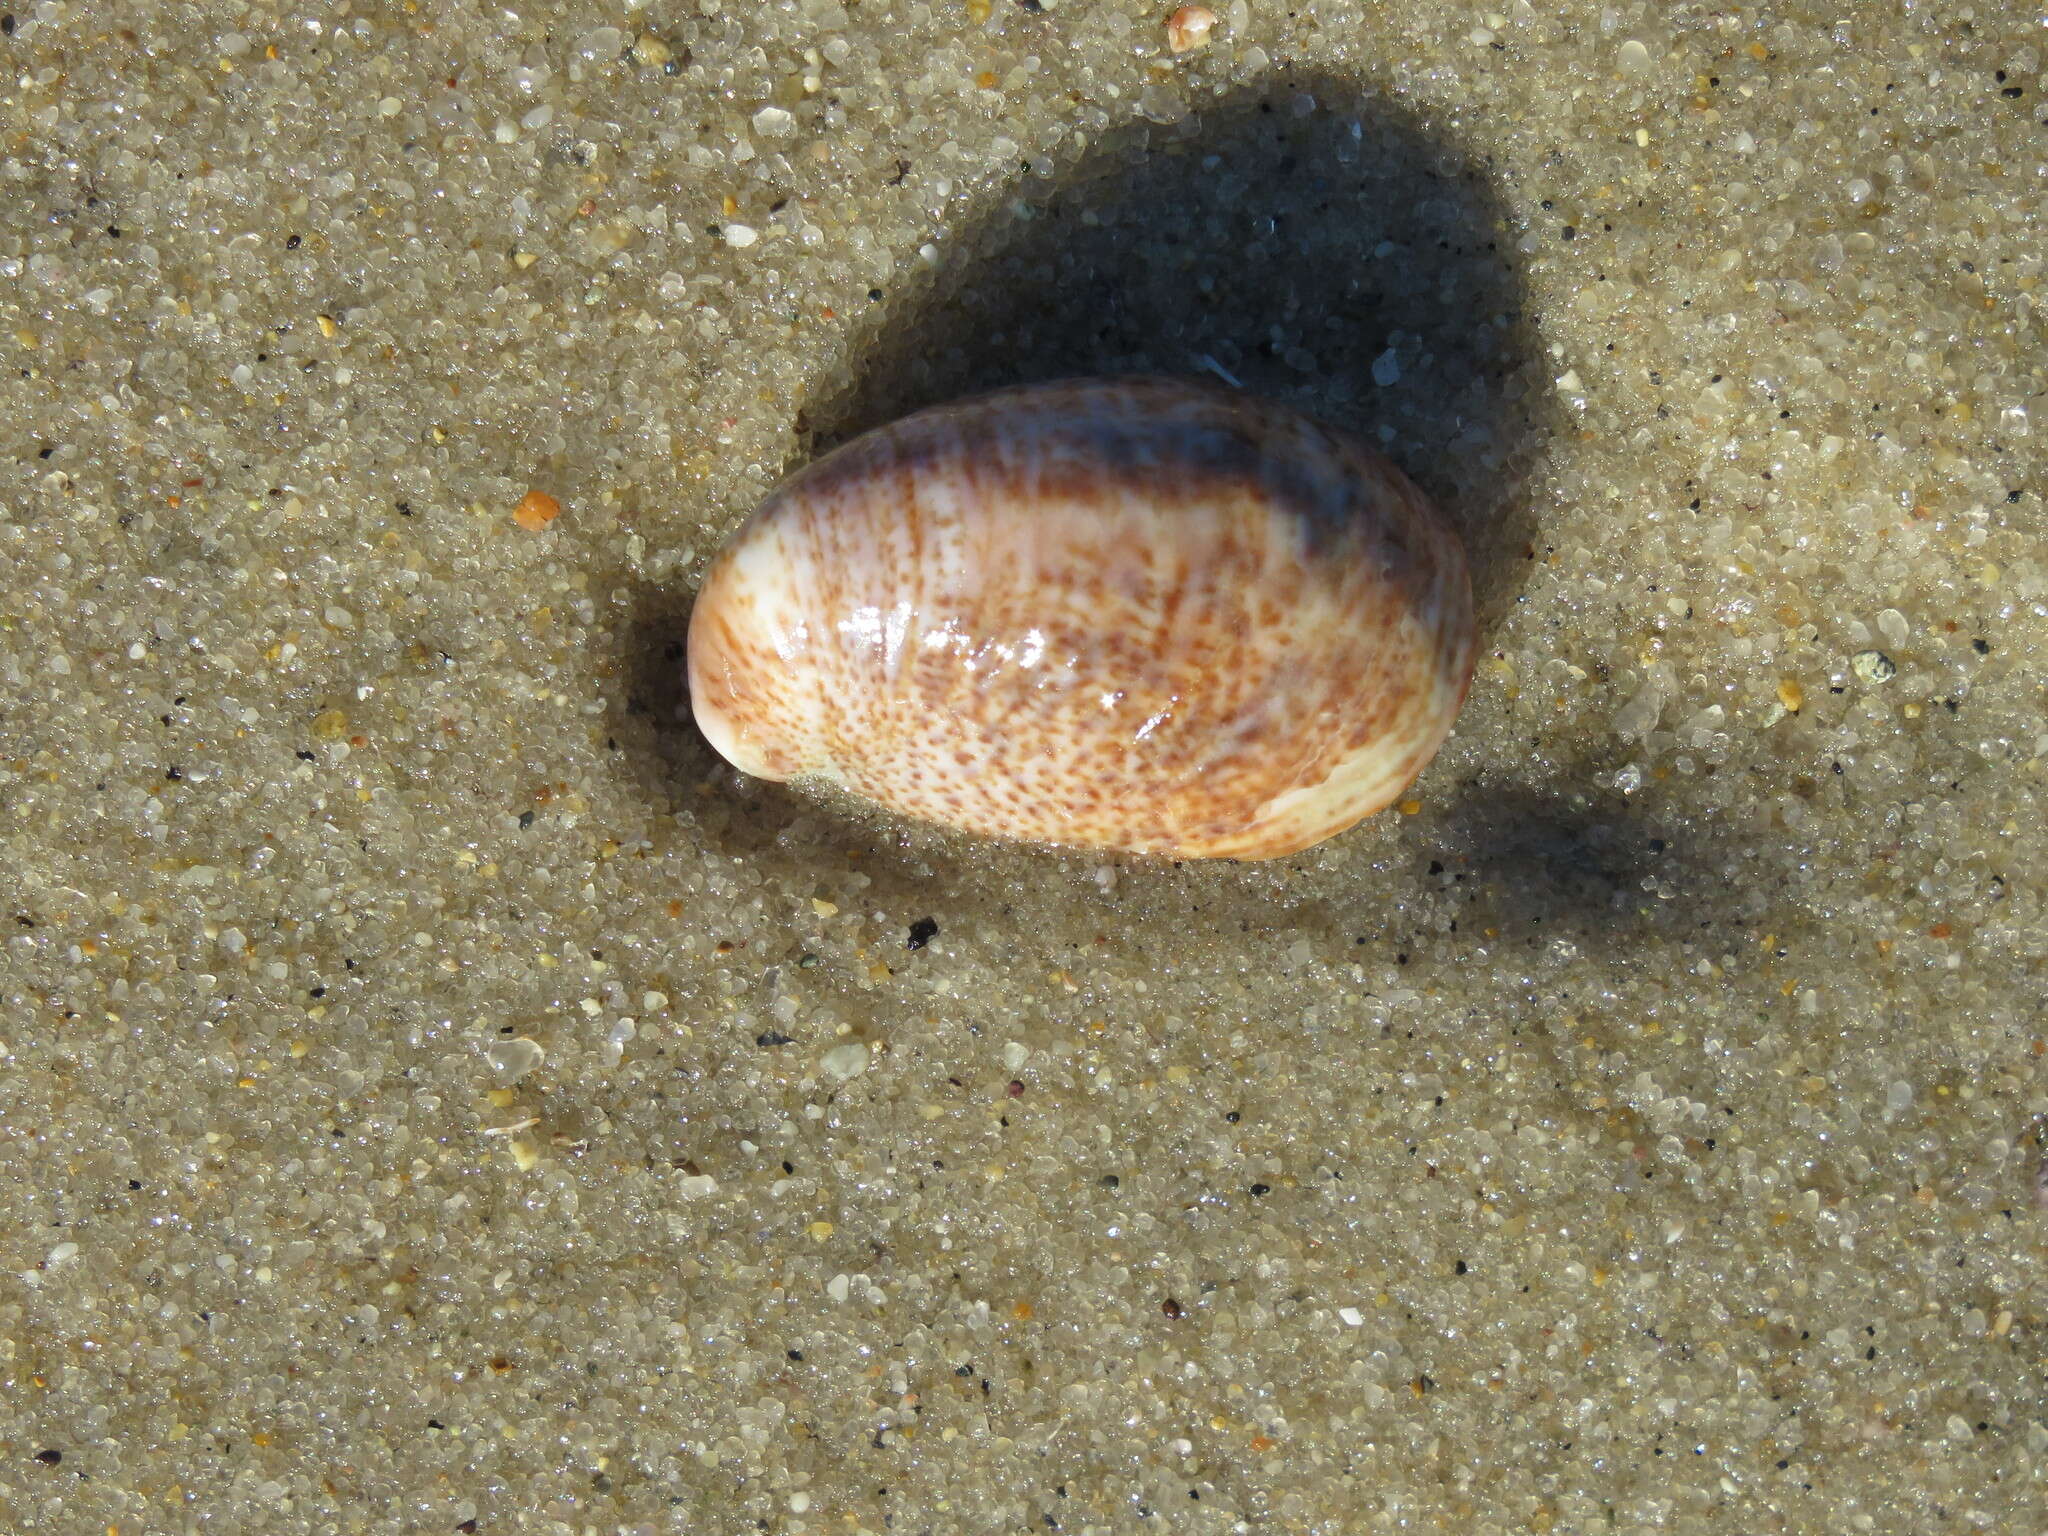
(2, 1, 2044, 1531)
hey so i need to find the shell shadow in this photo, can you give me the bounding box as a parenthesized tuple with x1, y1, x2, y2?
(798, 67, 1548, 628)
(1385, 783, 1771, 958)
(613, 69, 1743, 962)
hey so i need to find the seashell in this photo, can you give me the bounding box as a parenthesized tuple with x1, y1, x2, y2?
(686, 377, 1474, 860)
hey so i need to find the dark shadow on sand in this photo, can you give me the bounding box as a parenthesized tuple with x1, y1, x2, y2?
(798, 68, 1544, 625)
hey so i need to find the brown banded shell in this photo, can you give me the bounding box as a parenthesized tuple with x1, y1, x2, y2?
(686, 377, 1475, 860)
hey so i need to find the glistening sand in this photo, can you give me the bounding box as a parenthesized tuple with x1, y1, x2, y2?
(1, 2, 2044, 1532)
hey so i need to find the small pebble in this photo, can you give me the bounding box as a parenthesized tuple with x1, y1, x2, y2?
(512, 490, 561, 531)
(484, 1037, 544, 1084)
(821, 1042, 870, 1080)
(1850, 650, 1897, 686)
(1166, 5, 1217, 52)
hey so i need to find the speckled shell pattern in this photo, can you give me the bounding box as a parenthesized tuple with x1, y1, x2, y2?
(687, 377, 1475, 860)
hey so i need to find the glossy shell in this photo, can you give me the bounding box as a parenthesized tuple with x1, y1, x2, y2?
(686, 377, 1475, 860)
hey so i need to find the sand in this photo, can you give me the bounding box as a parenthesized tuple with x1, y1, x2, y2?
(1, 0, 2043, 1531)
